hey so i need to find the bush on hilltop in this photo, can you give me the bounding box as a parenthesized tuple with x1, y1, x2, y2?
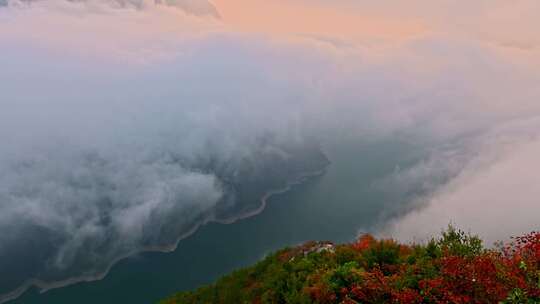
(161, 226, 540, 304)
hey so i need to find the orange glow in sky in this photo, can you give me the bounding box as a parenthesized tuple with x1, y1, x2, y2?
(211, 0, 427, 40)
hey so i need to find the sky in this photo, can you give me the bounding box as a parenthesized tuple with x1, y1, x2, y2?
(1, 0, 540, 300)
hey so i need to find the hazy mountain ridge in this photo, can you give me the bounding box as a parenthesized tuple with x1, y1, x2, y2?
(0, 0, 220, 16)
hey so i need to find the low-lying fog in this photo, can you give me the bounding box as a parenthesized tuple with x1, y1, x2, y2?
(1, 0, 539, 301)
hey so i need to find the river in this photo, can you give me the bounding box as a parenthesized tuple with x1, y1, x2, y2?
(11, 137, 425, 304)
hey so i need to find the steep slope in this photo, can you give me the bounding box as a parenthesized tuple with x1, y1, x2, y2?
(162, 227, 540, 304)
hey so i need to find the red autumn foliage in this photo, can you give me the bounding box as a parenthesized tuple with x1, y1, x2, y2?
(313, 231, 540, 304)
(166, 230, 540, 304)
(353, 234, 376, 252)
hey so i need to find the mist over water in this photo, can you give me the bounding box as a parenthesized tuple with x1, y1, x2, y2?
(11, 135, 432, 304)
(0, 30, 330, 300)
(1, 0, 540, 302)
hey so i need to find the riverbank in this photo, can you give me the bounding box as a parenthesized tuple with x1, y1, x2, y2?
(1, 164, 329, 304)
(11, 139, 422, 304)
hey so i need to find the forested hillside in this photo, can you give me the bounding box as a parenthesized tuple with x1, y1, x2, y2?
(161, 227, 539, 304)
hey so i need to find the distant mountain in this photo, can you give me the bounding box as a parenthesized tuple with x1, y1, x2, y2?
(0, 0, 220, 17)
(159, 0, 219, 17)
(161, 227, 540, 304)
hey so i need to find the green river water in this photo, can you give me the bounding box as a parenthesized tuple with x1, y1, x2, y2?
(12, 138, 423, 304)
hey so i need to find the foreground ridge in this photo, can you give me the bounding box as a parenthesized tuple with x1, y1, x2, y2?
(161, 227, 539, 304)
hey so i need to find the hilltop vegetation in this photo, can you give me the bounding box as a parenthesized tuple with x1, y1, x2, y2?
(161, 227, 539, 304)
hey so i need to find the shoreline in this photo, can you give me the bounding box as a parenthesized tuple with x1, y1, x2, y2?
(0, 164, 329, 304)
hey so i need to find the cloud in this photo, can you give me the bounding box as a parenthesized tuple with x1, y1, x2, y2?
(381, 118, 540, 245)
(2, 0, 219, 16)
(0, 2, 334, 297)
(1, 0, 540, 300)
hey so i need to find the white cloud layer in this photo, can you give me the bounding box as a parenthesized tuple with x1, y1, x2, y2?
(382, 118, 540, 245)
(1, 0, 540, 300)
